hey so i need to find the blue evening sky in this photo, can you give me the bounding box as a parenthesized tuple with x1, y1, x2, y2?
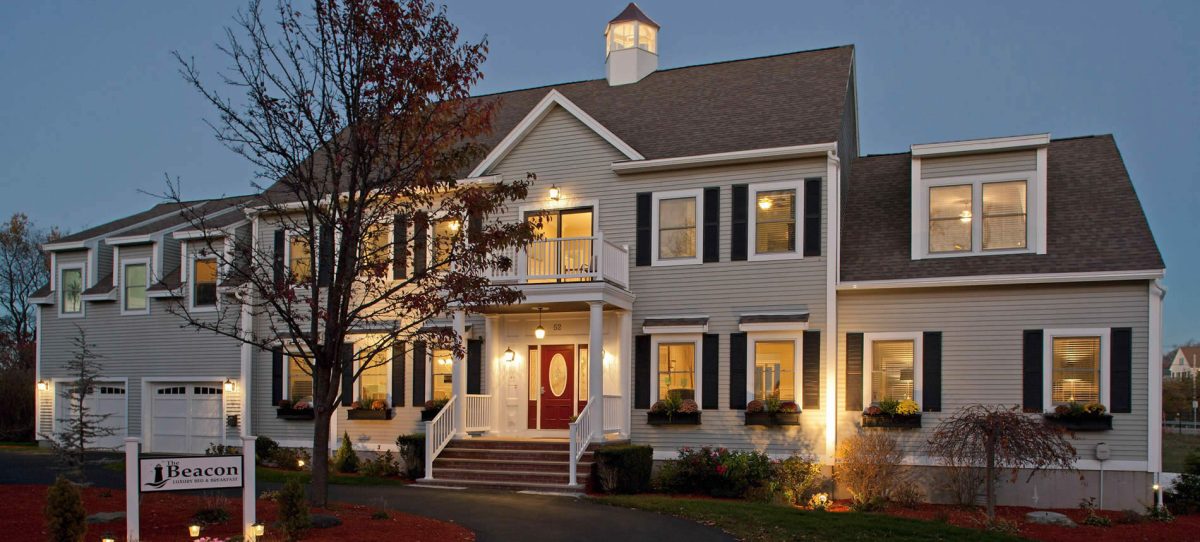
(1, 1, 1196, 346)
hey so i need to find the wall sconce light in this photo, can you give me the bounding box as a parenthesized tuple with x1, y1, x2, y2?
(253, 523, 266, 537)
(548, 185, 560, 201)
(503, 348, 516, 362)
(188, 524, 202, 538)
(533, 307, 547, 339)
(37, 380, 49, 392)
(224, 378, 236, 392)
(101, 534, 117, 542)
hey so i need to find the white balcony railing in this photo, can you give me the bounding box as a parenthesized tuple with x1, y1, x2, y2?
(464, 394, 492, 432)
(489, 234, 628, 289)
(421, 394, 457, 481)
(603, 395, 622, 434)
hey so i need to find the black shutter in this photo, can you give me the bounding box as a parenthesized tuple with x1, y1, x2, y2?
(803, 178, 822, 257)
(392, 216, 408, 279)
(729, 332, 747, 409)
(1023, 330, 1044, 412)
(341, 343, 355, 406)
(846, 333, 864, 411)
(392, 342, 406, 407)
(703, 187, 720, 263)
(271, 348, 284, 406)
(634, 335, 651, 408)
(467, 338, 483, 395)
(1111, 327, 1133, 413)
(412, 341, 427, 405)
(731, 184, 748, 261)
(702, 334, 719, 409)
(317, 224, 333, 287)
(922, 331, 942, 412)
(413, 212, 428, 276)
(467, 210, 483, 244)
(803, 330, 821, 410)
(635, 193, 651, 267)
(272, 230, 285, 286)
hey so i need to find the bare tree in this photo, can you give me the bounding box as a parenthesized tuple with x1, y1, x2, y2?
(0, 213, 56, 441)
(40, 327, 115, 480)
(927, 404, 1078, 520)
(167, 0, 537, 505)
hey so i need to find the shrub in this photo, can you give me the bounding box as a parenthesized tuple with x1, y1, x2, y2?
(191, 506, 231, 525)
(594, 444, 653, 494)
(45, 476, 86, 542)
(205, 443, 239, 456)
(936, 462, 984, 506)
(808, 492, 830, 511)
(256, 436, 280, 465)
(772, 454, 823, 505)
(360, 449, 401, 478)
(835, 432, 909, 510)
(1167, 449, 1200, 514)
(371, 511, 389, 520)
(656, 447, 773, 498)
(269, 447, 310, 471)
(396, 433, 425, 479)
(277, 477, 310, 542)
(333, 432, 359, 474)
(746, 400, 765, 413)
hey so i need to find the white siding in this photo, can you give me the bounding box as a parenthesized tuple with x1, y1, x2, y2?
(920, 149, 1037, 179)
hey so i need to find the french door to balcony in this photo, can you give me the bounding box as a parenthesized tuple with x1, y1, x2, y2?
(525, 207, 594, 283)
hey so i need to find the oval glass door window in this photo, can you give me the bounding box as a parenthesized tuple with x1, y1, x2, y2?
(549, 353, 568, 397)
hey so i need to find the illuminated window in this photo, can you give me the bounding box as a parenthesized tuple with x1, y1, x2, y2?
(982, 181, 1027, 250)
(431, 349, 453, 401)
(359, 350, 389, 404)
(754, 340, 795, 401)
(657, 196, 697, 260)
(361, 223, 391, 276)
(60, 268, 83, 314)
(431, 219, 459, 268)
(1051, 337, 1101, 404)
(755, 189, 797, 255)
(637, 24, 657, 53)
(871, 340, 914, 403)
(929, 185, 973, 253)
(192, 259, 217, 307)
(289, 235, 312, 282)
(657, 343, 695, 400)
(608, 22, 635, 53)
(288, 356, 313, 403)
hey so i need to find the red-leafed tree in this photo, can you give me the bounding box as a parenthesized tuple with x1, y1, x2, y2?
(168, 0, 536, 505)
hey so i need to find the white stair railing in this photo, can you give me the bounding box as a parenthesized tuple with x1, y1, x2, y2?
(603, 395, 622, 434)
(422, 395, 458, 481)
(464, 394, 492, 432)
(568, 401, 596, 487)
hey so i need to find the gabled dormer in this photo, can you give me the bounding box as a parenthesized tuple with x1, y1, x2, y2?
(909, 133, 1049, 260)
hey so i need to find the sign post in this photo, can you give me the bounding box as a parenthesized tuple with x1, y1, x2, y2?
(124, 438, 140, 542)
(242, 435, 257, 541)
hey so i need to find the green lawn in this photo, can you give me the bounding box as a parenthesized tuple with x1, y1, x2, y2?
(597, 495, 1026, 542)
(255, 466, 409, 487)
(1163, 432, 1200, 473)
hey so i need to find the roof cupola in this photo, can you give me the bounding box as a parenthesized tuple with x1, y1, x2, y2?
(605, 3, 659, 86)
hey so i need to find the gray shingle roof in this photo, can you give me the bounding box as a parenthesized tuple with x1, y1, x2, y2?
(841, 135, 1164, 282)
(739, 312, 809, 324)
(118, 195, 256, 237)
(643, 317, 709, 327)
(54, 203, 187, 244)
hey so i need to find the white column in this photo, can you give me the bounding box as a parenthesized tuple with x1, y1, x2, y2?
(619, 309, 633, 437)
(485, 315, 500, 434)
(125, 437, 140, 542)
(588, 301, 604, 441)
(453, 309, 467, 437)
(242, 436, 257, 541)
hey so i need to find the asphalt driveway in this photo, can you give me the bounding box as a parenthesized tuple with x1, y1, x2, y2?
(0, 448, 731, 542)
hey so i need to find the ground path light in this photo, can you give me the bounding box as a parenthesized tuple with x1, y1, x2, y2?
(188, 523, 201, 537)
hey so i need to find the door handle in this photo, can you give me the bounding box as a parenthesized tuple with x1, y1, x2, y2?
(541, 386, 546, 395)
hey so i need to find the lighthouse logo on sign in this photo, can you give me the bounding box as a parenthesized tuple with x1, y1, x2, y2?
(139, 456, 243, 492)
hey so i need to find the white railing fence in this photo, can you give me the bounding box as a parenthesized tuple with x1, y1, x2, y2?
(601, 239, 629, 288)
(603, 395, 622, 434)
(486, 235, 628, 288)
(464, 394, 492, 432)
(567, 401, 596, 487)
(422, 395, 458, 481)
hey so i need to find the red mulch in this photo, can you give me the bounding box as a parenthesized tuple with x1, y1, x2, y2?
(0, 485, 473, 542)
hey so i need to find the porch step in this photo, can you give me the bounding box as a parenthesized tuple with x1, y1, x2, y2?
(433, 457, 594, 473)
(416, 437, 617, 493)
(416, 478, 586, 494)
(438, 447, 592, 463)
(430, 467, 582, 485)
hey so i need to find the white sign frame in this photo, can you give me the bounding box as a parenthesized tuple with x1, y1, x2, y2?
(138, 454, 244, 493)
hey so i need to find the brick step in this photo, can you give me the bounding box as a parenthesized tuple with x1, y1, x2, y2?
(433, 457, 593, 473)
(444, 439, 573, 451)
(438, 448, 593, 463)
(415, 478, 584, 494)
(430, 467, 585, 485)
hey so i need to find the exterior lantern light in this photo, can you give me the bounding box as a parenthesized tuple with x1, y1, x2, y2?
(37, 380, 49, 392)
(253, 523, 266, 537)
(101, 534, 117, 542)
(188, 524, 202, 538)
(223, 378, 236, 392)
(1153, 483, 1161, 492)
(533, 307, 547, 340)
(503, 348, 516, 363)
(548, 185, 561, 201)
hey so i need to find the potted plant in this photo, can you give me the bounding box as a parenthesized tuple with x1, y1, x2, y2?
(421, 398, 449, 421)
(861, 398, 921, 428)
(647, 390, 701, 425)
(744, 394, 801, 426)
(276, 399, 315, 420)
(347, 398, 393, 420)
(1043, 401, 1112, 431)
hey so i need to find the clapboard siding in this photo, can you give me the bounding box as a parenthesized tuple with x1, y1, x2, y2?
(837, 282, 1150, 462)
(920, 150, 1037, 179)
(487, 105, 831, 455)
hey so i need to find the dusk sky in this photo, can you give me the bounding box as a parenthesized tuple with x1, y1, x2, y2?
(1, 1, 1196, 346)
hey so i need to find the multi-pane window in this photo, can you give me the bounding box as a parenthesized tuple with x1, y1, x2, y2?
(123, 263, 147, 312)
(431, 219, 459, 268)
(60, 268, 83, 314)
(358, 350, 388, 404)
(608, 22, 635, 52)
(637, 24, 657, 53)
(289, 236, 312, 282)
(361, 223, 391, 275)
(1051, 337, 1101, 404)
(288, 356, 313, 403)
(431, 349, 453, 401)
(929, 185, 973, 253)
(755, 189, 797, 254)
(982, 181, 1027, 250)
(192, 259, 217, 307)
(871, 340, 915, 403)
(657, 343, 695, 400)
(658, 197, 697, 260)
(754, 340, 795, 401)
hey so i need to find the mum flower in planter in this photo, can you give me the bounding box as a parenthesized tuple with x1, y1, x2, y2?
(1044, 401, 1112, 431)
(862, 398, 921, 428)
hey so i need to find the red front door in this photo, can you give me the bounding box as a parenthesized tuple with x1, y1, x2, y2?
(539, 345, 575, 429)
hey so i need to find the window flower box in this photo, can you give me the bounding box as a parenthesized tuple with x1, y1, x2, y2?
(347, 408, 393, 421)
(276, 407, 315, 420)
(1044, 402, 1112, 431)
(861, 414, 921, 429)
(744, 412, 801, 426)
(647, 412, 702, 425)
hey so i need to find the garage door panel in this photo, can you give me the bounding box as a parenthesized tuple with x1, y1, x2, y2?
(58, 384, 126, 450)
(150, 383, 224, 454)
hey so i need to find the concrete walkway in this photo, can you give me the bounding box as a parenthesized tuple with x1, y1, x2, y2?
(0, 448, 732, 542)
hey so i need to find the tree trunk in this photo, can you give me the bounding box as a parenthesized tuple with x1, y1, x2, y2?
(985, 433, 996, 521)
(310, 408, 332, 507)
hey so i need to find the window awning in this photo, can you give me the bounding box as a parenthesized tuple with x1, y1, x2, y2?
(642, 316, 708, 334)
(738, 311, 809, 331)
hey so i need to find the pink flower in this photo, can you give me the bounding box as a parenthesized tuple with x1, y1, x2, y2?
(716, 465, 728, 475)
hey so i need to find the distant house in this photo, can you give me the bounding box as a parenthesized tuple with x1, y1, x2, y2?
(1168, 347, 1200, 379)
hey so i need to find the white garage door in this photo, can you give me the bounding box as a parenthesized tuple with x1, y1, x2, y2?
(57, 383, 126, 450)
(150, 383, 224, 454)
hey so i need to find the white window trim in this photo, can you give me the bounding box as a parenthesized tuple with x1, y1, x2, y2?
(863, 332, 924, 409)
(650, 188, 704, 267)
(353, 345, 392, 405)
(649, 333, 703, 409)
(428, 347, 454, 402)
(357, 217, 394, 282)
(748, 180, 805, 261)
(1042, 328, 1111, 412)
(913, 169, 1042, 259)
(283, 354, 315, 406)
(745, 332, 804, 406)
(189, 253, 220, 313)
(57, 264, 85, 318)
(120, 258, 150, 316)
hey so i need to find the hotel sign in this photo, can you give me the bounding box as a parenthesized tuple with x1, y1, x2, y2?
(139, 455, 243, 492)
